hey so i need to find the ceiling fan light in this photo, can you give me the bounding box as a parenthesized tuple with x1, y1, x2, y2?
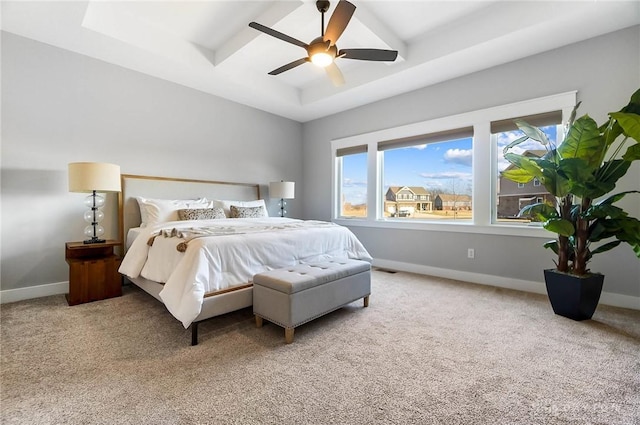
(311, 52, 333, 67)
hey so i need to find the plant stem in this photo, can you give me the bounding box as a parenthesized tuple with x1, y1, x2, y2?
(574, 196, 592, 275)
(557, 194, 573, 273)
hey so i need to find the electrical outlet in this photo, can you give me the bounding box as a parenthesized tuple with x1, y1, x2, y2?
(467, 248, 475, 259)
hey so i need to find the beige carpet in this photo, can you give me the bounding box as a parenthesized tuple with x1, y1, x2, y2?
(1, 270, 639, 425)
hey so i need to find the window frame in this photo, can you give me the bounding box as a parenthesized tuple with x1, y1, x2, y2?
(331, 91, 576, 237)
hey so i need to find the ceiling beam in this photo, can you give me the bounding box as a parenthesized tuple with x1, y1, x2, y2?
(352, 4, 407, 61)
(214, 0, 304, 66)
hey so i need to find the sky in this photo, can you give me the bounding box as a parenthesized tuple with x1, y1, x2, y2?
(342, 137, 473, 206)
(342, 125, 559, 206)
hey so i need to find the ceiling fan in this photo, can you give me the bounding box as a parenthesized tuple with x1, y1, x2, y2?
(249, 0, 398, 87)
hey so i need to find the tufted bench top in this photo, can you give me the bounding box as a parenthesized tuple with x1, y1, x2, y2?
(253, 259, 371, 295)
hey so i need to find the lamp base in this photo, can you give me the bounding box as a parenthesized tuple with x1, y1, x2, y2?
(83, 238, 106, 245)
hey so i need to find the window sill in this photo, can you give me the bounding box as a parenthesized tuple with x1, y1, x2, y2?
(333, 218, 551, 238)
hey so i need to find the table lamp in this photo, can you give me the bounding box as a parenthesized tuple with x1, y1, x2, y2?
(68, 162, 121, 244)
(269, 181, 295, 217)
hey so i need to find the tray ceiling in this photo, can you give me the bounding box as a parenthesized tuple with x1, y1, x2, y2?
(2, 1, 639, 122)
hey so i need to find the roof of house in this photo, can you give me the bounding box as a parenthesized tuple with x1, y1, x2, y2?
(435, 194, 472, 202)
(387, 186, 430, 196)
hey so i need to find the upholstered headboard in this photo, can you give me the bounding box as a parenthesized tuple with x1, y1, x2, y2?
(118, 174, 261, 250)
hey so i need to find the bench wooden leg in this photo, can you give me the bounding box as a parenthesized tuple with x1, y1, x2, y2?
(285, 327, 294, 344)
(363, 295, 370, 308)
(255, 315, 263, 328)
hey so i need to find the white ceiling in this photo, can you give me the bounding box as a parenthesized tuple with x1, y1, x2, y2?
(2, 1, 639, 122)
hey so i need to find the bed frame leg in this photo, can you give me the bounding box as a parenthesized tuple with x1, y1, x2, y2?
(191, 322, 199, 346)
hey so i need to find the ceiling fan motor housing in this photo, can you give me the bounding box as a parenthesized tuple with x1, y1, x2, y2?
(308, 37, 335, 57)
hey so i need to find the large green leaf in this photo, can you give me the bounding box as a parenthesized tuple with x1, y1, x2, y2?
(591, 240, 622, 255)
(501, 168, 534, 184)
(611, 112, 640, 143)
(597, 190, 640, 206)
(530, 157, 558, 172)
(518, 202, 558, 221)
(558, 157, 594, 184)
(558, 115, 604, 168)
(622, 142, 640, 161)
(543, 240, 559, 254)
(600, 120, 622, 147)
(586, 160, 632, 199)
(590, 217, 640, 245)
(544, 218, 575, 236)
(589, 221, 609, 242)
(502, 135, 530, 154)
(541, 167, 570, 197)
(628, 88, 640, 106)
(583, 204, 627, 220)
(542, 149, 560, 164)
(514, 119, 551, 145)
(504, 153, 544, 178)
(568, 102, 581, 127)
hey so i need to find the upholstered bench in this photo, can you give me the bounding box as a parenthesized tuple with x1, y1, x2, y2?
(253, 258, 371, 343)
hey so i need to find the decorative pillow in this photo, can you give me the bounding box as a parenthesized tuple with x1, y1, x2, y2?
(136, 197, 211, 227)
(230, 205, 266, 218)
(212, 199, 269, 218)
(178, 207, 226, 221)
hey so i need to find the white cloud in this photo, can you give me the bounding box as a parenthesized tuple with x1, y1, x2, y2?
(444, 148, 472, 166)
(343, 178, 367, 187)
(419, 171, 472, 180)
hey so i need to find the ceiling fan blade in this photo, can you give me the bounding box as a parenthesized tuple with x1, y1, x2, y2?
(249, 22, 308, 49)
(323, 0, 356, 45)
(269, 58, 309, 75)
(339, 48, 398, 62)
(325, 62, 345, 87)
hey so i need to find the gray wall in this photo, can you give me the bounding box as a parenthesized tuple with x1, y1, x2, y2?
(1, 32, 303, 291)
(301, 26, 640, 298)
(2, 26, 639, 299)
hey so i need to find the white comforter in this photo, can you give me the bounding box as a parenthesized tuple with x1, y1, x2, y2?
(119, 217, 372, 328)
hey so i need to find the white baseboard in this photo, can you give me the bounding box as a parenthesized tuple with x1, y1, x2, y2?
(372, 259, 640, 311)
(598, 292, 640, 311)
(2, 264, 639, 311)
(0, 281, 68, 304)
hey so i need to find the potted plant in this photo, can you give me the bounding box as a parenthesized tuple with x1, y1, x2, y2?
(501, 89, 640, 320)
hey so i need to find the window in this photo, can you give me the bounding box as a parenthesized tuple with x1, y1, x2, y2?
(379, 127, 473, 221)
(336, 146, 367, 218)
(493, 111, 563, 223)
(331, 91, 575, 236)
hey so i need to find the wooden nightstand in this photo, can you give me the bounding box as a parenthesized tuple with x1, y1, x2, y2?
(65, 240, 123, 306)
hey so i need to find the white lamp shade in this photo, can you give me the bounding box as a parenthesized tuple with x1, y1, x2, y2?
(269, 181, 295, 199)
(68, 162, 121, 193)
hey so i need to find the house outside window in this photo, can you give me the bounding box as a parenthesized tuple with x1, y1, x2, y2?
(384, 186, 434, 217)
(380, 127, 473, 221)
(331, 91, 576, 235)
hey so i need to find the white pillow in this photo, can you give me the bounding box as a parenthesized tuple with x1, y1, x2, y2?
(136, 197, 211, 227)
(212, 199, 268, 218)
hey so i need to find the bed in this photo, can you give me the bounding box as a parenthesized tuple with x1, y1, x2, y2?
(117, 174, 372, 345)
